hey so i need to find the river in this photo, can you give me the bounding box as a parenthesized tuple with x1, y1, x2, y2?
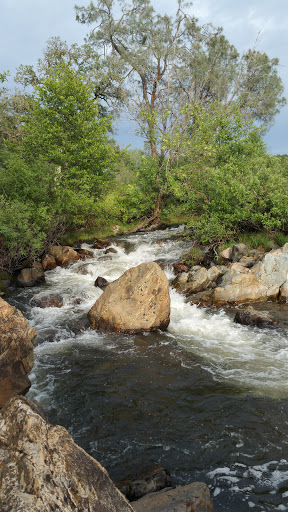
(8, 227, 288, 511)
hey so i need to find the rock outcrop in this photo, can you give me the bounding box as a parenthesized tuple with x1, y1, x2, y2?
(212, 263, 268, 306)
(133, 482, 214, 512)
(173, 265, 225, 297)
(0, 396, 135, 512)
(213, 244, 288, 306)
(88, 262, 170, 333)
(0, 298, 36, 408)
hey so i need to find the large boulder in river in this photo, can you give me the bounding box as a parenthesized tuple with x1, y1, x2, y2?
(0, 298, 36, 408)
(88, 262, 170, 334)
(0, 396, 135, 512)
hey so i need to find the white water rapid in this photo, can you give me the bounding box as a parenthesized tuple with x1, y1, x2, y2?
(9, 227, 288, 512)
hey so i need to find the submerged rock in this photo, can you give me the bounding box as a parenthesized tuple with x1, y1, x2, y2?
(88, 262, 170, 334)
(0, 396, 135, 512)
(133, 482, 214, 512)
(0, 298, 36, 408)
(234, 306, 276, 327)
(92, 238, 111, 249)
(31, 294, 64, 308)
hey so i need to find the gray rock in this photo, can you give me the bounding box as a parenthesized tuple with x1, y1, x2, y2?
(231, 243, 248, 262)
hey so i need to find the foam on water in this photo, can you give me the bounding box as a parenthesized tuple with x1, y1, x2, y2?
(168, 288, 288, 397)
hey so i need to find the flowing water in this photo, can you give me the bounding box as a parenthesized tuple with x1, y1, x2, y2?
(8, 227, 288, 511)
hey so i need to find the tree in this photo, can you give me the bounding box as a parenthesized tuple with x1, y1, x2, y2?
(15, 36, 122, 109)
(75, 0, 286, 226)
(168, 103, 288, 240)
(0, 72, 30, 144)
(20, 62, 114, 218)
(0, 63, 117, 270)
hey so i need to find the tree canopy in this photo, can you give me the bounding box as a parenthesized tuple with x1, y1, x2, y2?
(75, 0, 286, 220)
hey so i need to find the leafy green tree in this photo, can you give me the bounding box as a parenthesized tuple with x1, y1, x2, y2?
(20, 62, 114, 218)
(75, 0, 286, 224)
(168, 103, 288, 240)
(0, 63, 117, 270)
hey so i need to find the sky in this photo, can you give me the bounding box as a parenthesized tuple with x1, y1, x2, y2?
(1, 0, 287, 154)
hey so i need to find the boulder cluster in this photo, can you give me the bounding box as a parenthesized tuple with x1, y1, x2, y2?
(173, 242, 288, 308)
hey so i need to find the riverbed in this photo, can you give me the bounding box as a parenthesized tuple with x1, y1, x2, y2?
(8, 227, 288, 511)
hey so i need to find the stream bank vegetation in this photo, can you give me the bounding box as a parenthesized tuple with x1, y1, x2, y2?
(0, 0, 287, 272)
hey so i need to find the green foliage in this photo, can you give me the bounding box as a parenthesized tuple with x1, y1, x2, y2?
(0, 64, 117, 269)
(181, 246, 204, 267)
(75, 0, 285, 219)
(273, 232, 288, 248)
(0, 149, 61, 269)
(21, 63, 113, 186)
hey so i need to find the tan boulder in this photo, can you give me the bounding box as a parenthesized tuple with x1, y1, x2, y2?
(0, 396, 135, 512)
(220, 247, 233, 260)
(42, 253, 57, 270)
(17, 267, 45, 287)
(88, 262, 170, 333)
(213, 274, 267, 306)
(0, 298, 36, 408)
(133, 482, 214, 512)
(47, 245, 79, 266)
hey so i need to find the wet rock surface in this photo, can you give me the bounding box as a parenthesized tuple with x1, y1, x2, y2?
(47, 245, 80, 266)
(116, 465, 172, 502)
(17, 267, 45, 287)
(234, 305, 276, 327)
(0, 298, 36, 408)
(95, 275, 110, 290)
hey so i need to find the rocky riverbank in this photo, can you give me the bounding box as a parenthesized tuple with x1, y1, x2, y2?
(0, 245, 215, 512)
